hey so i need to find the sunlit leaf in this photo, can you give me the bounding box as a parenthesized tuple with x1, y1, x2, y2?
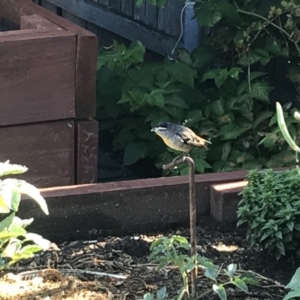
(18, 181, 49, 215)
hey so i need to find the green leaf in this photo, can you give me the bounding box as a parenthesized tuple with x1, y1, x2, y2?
(2, 238, 22, 258)
(0, 223, 26, 239)
(165, 95, 189, 108)
(220, 122, 252, 140)
(0, 195, 10, 213)
(18, 181, 49, 215)
(195, 2, 222, 27)
(157, 286, 167, 300)
(0, 161, 28, 177)
(287, 222, 294, 231)
(24, 233, 50, 251)
(238, 53, 261, 66)
(0, 179, 21, 212)
(275, 231, 283, 239)
(123, 141, 148, 166)
(251, 82, 272, 102)
(254, 111, 274, 129)
(240, 272, 260, 286)
(166, 63, 196, 88)
(286, 267, 300, 290)
(0, 212, 15, 232)
(213, 284, 227, 300)
(218, 2, 240, 23)
(194, 158, 212, 173)
(226, 263, 237, 279)
(232, 277, 249, 293)
(283, 290, 300, 300)
(211, 99, 225, 116)
(185, 110, 203, 125)
(143, 293, 153, 300)
(205, 266, 219, 282)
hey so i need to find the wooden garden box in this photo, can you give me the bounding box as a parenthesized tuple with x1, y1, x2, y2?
(0, 0, 98, 188)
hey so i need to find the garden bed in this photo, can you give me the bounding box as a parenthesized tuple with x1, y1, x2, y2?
(0, 0, 98, 187)
(0, 219, 296, 299)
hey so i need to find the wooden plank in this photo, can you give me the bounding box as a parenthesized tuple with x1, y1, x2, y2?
(97, 0, 109, 7)
(40, 0, 57, 13)
(121, 0, 133, 17)
(76, 119, 98, 184)
(0, 120, 75, 188)
(62, 9, 86, 28)
(109, 0, 120, 12)
(0, 0, 97, 119)
(20, 14, 61, 30)
(0, 30, 76, 126)
(134, 1, 157, 28)
(157, 0, 183, 37)
(145, 1, 157, 29)
(18, 170, 251, 241)
(45, 0, 182, 54)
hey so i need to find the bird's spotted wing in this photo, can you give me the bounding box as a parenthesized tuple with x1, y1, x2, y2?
(177, 129, 210, 148)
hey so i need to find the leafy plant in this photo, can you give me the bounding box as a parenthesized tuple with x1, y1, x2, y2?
(149, 235, 259, 299)
(143, 286, 167, 300)
(283, 267, 300, 300)
(238, 168, 300, 260)
(0, 161, 50, 269)
(96, 0, 300, 177)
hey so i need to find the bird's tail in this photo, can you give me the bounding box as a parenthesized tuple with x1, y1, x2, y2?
(194, 136, 212, 148)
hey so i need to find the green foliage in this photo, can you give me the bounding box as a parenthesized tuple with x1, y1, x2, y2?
(97, 0, 300, 177)
(148, 235, 259, 299)
(283, 267, 300, 300)
(0, 161, 50, 269)
(237, 168, 300, 260)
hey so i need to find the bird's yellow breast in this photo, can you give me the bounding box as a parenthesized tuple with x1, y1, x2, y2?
(156, 133, 191, 152)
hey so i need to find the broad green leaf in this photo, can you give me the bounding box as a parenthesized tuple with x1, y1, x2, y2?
(0, 223, 26, 239)
(143, 293, 153, 300)
(220, 122, 252, 140)
(213, 284, 227, 300)
(0, 161, 28, 177)
(0, 212, 15, 232)
(196, 2, 222, 26)
(287, 222, 294, 231)
(218, 2, 240, 23)
(0, 195, 10, 213)
(283, 290, 300, 300)
(123, 141, 148, 166)
(2, 238, 22, 258)
(24, 233, 50, 251)
(18, 181, 49, 215)
(166, 63, 196, 88)
(251, 82, 272, 102)
(184, 110, 203, 125)
(211, 99, 225, 116)
(226, 263, 237, 279)
(253, 111, 274, 129)
(232, 277, 249, 293)
(157, 286, 167, 300)
(205, 266, 219, 282)
(165, 95, 189, 108)
(13, 216, 34, 229)
(0, 179, 21, 212)
(240, 272, 260, 286)
(194, 158, 212, 173)
(275, 231, 283, 239)
(238, 53, 261, 66)
(286, 267, 300, 290)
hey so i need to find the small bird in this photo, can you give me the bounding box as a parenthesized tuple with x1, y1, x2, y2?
(151, 122, 211, 156)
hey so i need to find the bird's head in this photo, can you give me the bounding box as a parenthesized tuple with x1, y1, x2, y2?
(151, 122, 171, 134)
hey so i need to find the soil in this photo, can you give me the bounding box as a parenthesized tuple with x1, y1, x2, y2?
(0, 218, 298, 300)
